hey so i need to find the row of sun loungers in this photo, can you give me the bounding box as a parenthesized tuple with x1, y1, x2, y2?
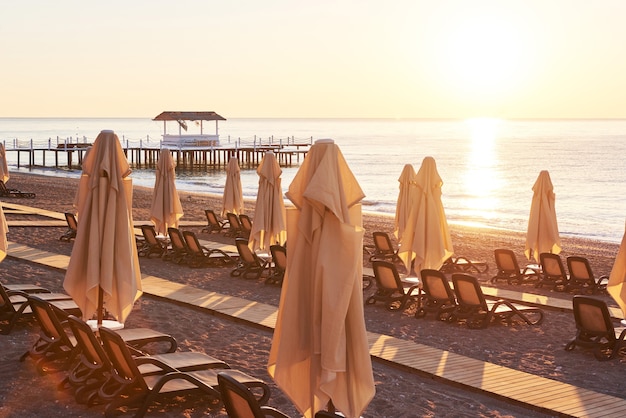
(367, 230, 607, 295)
(1, 284, 275, 416)
(365, 258, 626, 361)
(59, 209, 288, 287)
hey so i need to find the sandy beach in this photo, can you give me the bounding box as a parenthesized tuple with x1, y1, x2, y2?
(1, 171, 625, 418)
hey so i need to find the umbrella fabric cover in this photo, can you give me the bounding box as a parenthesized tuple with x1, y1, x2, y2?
(608, 221, 626, 319)
(0, 143, 9, 184)
(149, 148, 183, 236)
(398, 156, 453, 274)
(394, 163, 416, 241)
(73, 146, 92, 214)
(268, 139, 375, 418)
(525, 170, 561, 263)
(0, 205, 7, 262)
(221, 156, 244, 217)
(248, 151, 286, 252)
(64, 130, 142, 324)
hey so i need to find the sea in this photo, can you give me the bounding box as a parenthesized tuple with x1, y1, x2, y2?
(1, 117, 626, 244)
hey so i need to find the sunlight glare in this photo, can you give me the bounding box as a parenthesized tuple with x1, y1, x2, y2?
(438, 15, 530, 101)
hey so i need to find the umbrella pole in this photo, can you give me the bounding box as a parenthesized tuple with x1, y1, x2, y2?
(97, 286, 104, 326)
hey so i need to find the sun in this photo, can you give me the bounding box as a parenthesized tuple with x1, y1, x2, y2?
(437, 14, 531, 102)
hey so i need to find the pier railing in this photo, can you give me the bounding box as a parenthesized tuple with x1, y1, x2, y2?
(2, 135, 313, 170)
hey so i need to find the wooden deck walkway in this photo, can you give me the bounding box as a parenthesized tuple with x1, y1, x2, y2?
(5, 238, 626, 417)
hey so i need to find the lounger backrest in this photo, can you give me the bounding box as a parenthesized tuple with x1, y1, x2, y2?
(572, 296, 613, 336)
(567, 256, 593, 281)
(99, 327, 146, 388)
(235, 238, 258, 265)
(494, 249, 518, 273)
(372, 232, 394, 254)
(205, 209, 220, 226)
(168, 227, 187, 251)
(218, 373, 265, 417)
(540, 253, 566, 279)
(372, 260, 403, 292)
(182, 231, 203, 255)
(29, 296, 66, 341)
(270, 245, 287, 271)
(451, 274, 485, 308)
(65, 212, 78, 231)
(67, 315, 110, 367)
(227, 213, 241, 229)
(141, 225, 160, 246)
(239, 214, 252, 233)
(421, 269, 455, 302)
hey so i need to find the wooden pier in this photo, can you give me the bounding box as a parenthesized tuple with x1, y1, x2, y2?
(7, 143, 311, 171)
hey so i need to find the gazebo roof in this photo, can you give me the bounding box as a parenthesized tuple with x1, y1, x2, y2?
(152, 111, 226, 121)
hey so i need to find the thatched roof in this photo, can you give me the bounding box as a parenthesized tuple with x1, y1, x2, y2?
(152, 111, 226, 121)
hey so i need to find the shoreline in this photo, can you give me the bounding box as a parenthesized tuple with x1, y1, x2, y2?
(13, 167, 625, 247)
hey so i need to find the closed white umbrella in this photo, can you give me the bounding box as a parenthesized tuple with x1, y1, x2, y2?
(0, 205, 7, 263)
(248, 151, 286, 252)
(525, 170, 561, 263)
(394, 163, 416, 241)
(398, 156, 453, 275)
(149, 148, 183, 236)
(222, 156, 244, 217)
(0, 143, 9, 184)
(268, 139, 375, 418)
(63, 130, 142, 326)
(608, 220, 626, 321)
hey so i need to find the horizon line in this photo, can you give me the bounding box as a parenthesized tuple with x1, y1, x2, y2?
(2, 116, 626, 122)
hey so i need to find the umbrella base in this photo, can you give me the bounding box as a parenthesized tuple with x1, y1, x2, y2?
(87, 319, 125, 331)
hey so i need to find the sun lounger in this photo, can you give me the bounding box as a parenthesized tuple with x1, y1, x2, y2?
(415, 269, 458, 321)
(201, 209, 229, 234)
(59, 212, 78, 242)
(368, 231, 402, 265)
(565, 295, 626, 360)
(137, 224, 168, 258)
(0, 180, 35, 198)
(537, 253, 568, 291)
(98, 326, 270, 416)
(63, 315, 228, 405)
(365, 260, 421, 311)
(163, 227, 189, 264)
(224, 212, 243, 238)
(491, 248, 541, 285)
(218, 372, 288, 418)
(183, 230, 236, 267)
(566, 256, 608, 294)
(0, 285, 81, 334)
(440, 255, 489, 275)
(231, 238, 270, 280)
(451, 273, 544, 329)
(265, 244, 286, 286)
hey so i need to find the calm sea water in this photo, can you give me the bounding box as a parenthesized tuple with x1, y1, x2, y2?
(2, 117, 626, 244)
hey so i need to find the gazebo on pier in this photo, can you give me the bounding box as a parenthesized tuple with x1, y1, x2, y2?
(153, 111, 226, 147)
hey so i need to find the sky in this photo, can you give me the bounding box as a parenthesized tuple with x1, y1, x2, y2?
(1, 0, 626, 119)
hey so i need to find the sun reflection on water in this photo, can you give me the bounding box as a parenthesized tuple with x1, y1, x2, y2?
(462, 118, 503, 220)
